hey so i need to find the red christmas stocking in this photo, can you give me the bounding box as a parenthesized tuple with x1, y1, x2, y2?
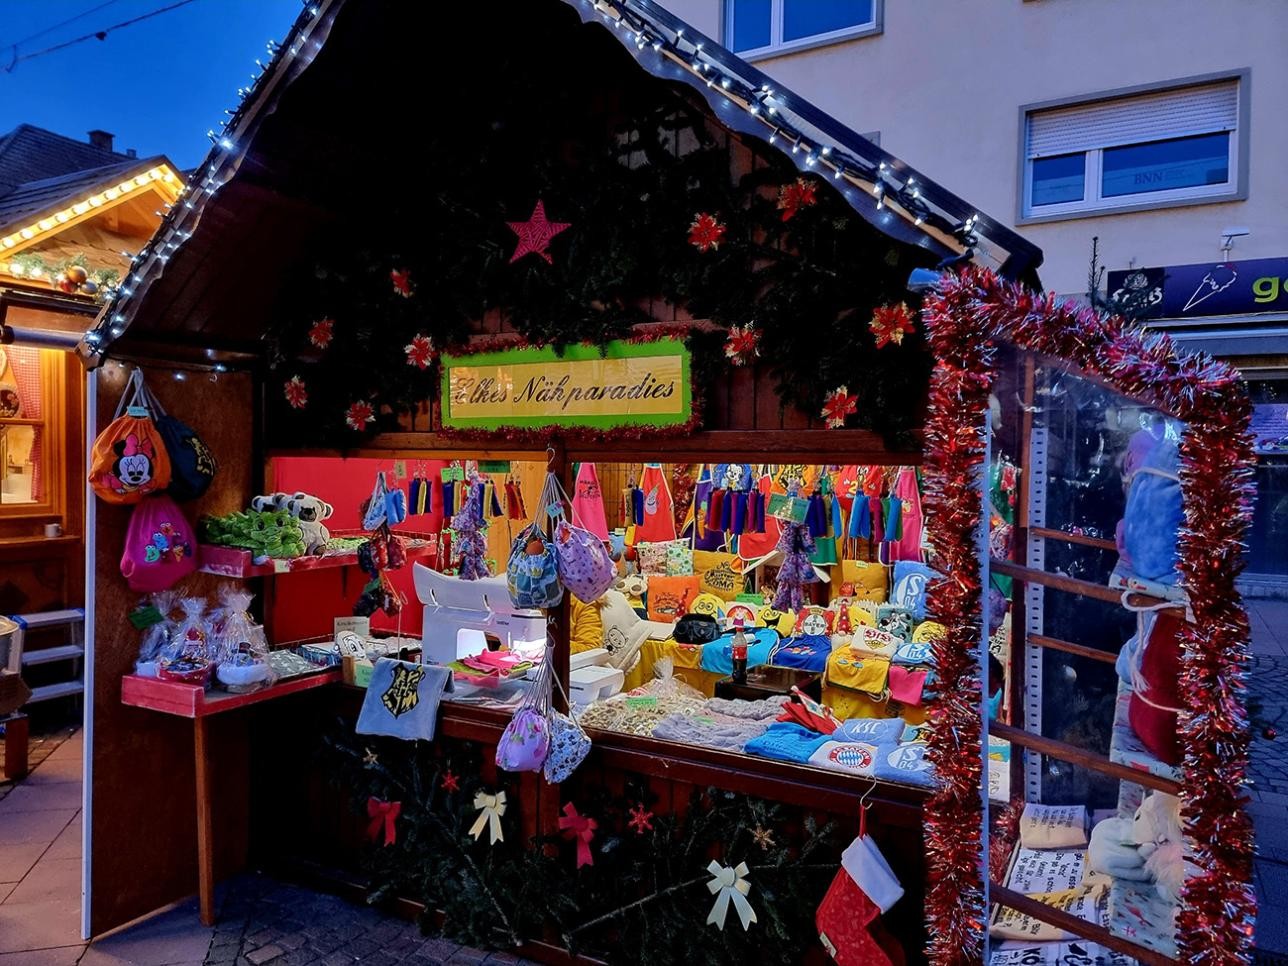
(816, 834, 905, 966)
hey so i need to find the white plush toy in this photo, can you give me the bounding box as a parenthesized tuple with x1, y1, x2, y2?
(1088, 792, 1187, 903)
(285, 492, 333, 555)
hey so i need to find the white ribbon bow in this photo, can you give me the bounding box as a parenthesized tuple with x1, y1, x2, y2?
(469, 790, 506, 844)
(705, 860, 757, 931)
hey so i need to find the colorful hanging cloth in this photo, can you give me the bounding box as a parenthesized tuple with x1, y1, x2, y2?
(571, 462, 610, 541)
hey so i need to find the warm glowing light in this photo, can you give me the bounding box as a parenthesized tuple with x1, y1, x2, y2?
(19, 228, 34, 238)
(104, 188, 120, 201)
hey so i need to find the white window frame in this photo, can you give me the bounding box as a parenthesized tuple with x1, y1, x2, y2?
(723, 0, 883, 61)
(1018, 71, 1249, 224)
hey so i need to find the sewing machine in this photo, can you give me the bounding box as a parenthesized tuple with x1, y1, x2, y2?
(412, 564, 546, 665)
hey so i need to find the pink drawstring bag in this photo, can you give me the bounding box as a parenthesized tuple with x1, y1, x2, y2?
(571, 462, 609, 541)
(496, 648, 553, 772)
(554, 519, 616, 603)
(120, 494, 198, 592)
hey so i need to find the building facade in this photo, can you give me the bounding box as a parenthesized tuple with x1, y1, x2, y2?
(661, 0, 1288, 588)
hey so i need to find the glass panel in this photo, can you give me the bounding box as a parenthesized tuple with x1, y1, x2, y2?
(1101, 131, 1230, 198)
(0, 345, 44, 505)
(1248, 378, 1288, 577)
(727, 0, 772, 51)
(1030, 152, 1085, 207)
(783, 0, 874, 41)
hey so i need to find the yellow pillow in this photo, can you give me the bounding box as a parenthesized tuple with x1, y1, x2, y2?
(756, 604, 795, 636)
(913, 620, 946, 644)
(689, 592, 728, 620)
(569, 596, 604, 655)
(831, 559, 888, 603)
(693, 550, 746, 601)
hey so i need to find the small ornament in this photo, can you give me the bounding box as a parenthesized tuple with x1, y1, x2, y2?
(284, 375, 308, 409)
(345, 400, 375, 432)
(777, 178, 817, 221)
(80, 280, 99, 295)
(469, 789, 506, 844)
(628, 802, 654, 835)
(365, 797, 400, 846)
(869, 302, 916, 348)
(361, 747, 379, 768)
(558, 802, 597, 868)
(441, 769, 459, 793)
(1266, 726, 1278, 741)
(507, 199, 570, 265)
(391, 268, 413, 298)
(688, 212, 726, 252)
(309, 317, 334, 349)
(723, 323, 760, 366)
(56, 276, 78, 294)
(705, 860, 757, 931)
(405, 333, 433, 370)
(821, 385, 858, 429)
(66, 265, 89, 285)
(751, 825, 775, 850)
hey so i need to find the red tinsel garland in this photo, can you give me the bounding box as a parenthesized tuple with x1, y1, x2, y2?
(922, 267, 1257, 965)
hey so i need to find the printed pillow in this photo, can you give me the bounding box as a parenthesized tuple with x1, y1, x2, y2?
(756, 604, 796, 636)
(693, 549, 745, 602)
(831, 559, 888, 604)
(666, 540, 694, 577)
(890, 561, 938, 621)
(792, 605, 836, 637)
(688, 592, 728, 621)
(646, 574, 700, 623)
(637, 541, 670, 576)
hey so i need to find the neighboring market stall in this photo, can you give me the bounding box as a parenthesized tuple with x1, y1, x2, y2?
(75, 1, 1256, 964)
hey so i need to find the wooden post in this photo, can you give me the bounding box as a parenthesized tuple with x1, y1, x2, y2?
(3, 712, 29, 780)
(193, 716, 216, 926)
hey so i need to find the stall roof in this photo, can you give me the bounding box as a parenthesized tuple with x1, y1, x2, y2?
(83, 0, 1043, 365)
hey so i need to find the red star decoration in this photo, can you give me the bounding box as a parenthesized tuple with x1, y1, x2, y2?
(391, 268, 414, 298)
(345, 400, 375, 432)
(441, 769, 459, 793)
(777, 178, 817, 222)
(627, 802, 654, 835)
(309, 318, 334, 349)
(688, 212, 726, 252)
(723, 323, 760, 366)
(821, 385, 858, 429)
(870, 302, 916, 348)
(283, 375, 308, 409)
(507, 200, 570, 265)
(405, 333, 433, 370)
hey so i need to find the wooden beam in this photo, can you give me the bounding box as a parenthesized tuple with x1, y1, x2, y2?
(990, 883, 1176, 966)
(991, 721, 1180, 795)
(1028, 633, 1117, 666)
(1030, 525, 1117, 552)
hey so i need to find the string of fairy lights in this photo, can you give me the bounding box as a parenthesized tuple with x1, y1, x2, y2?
(83, 0, 1001, 366)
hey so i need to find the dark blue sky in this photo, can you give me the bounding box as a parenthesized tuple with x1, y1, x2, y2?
(1, 0, 303, 168)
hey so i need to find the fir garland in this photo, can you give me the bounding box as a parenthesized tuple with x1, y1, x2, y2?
(323, 725, 841, 964)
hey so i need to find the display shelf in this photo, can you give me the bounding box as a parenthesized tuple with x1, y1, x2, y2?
(991, 721, 1180, 795)
(1107, 875, 1178, 959)
(1108, 681, 1182, 786)
(197, 529, 438, 578)
(121, 666, 340, 718)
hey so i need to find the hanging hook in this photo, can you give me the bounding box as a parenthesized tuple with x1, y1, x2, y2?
(546, 444, 557, 469)
(858, 779, 876, 839)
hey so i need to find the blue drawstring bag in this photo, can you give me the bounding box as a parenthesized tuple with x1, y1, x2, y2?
(139, 381, 216, 501)
(1121, 435, 1184, 584)
(506, 523, 563, 610)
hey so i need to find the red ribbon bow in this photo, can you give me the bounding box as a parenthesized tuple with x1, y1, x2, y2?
(366, 797, 401, 846)
(558, 802, 597, 868)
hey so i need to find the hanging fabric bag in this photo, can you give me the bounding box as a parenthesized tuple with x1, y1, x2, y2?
(544, 652, 592, 783)
(120, 493, 198, 592)
(137, 380, 217, 501)
(89, 368, 172, 504)
(506, 523, 563, 610)
(496, 649, 553, 772)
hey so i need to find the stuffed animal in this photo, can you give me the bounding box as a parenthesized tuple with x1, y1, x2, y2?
(250, 492, 293, 513)
(614, 572, 648, 616)
(286, 493, 333, 555)
(1087, 792, 1187, 903)
(201, 509, 306, 559)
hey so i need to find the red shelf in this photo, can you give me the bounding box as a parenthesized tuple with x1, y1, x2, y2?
(121, 667, 341, 718)
(196, 530, 438, 578)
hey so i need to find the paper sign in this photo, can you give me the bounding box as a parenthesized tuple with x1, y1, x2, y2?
(393, 460, 407, 480)
(626, 696, 659, 710)
(335, 616, 371, 638)
(1007, 848, 1087, 895)
(767, 492, 809, 524)
(479, 460, 511, 473)
(990, 884, 1107, 941)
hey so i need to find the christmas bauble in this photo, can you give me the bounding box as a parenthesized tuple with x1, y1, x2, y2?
(56, 277, 78, 294)
(66, 265, 88, 284)
(79, 280, 99, 295)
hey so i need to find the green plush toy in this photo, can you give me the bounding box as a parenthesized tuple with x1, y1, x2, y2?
(200, 509, 307, 559)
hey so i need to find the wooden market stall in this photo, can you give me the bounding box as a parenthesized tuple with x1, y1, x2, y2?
(85, 2, 1270, 966)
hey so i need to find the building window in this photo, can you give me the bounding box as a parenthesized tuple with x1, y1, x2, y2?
(725, 0, 881, 57)
(1022, 77, 1241, 218)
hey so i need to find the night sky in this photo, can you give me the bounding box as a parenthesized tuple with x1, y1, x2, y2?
(1, 0, 303, 169)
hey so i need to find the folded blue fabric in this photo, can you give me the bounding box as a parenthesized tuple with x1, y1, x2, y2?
(356, 659, 454, 741)
(833, 717, 904, 744)
(871, 740, 935, 787)
(769, 633, 832, 672)
(744, 722, 832, 764)
(700, 627, 777, 674)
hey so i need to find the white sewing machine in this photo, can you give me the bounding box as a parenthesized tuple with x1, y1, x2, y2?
(412, 564, 546, 665)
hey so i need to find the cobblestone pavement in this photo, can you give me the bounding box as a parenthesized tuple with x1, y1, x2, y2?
(202, 874, 535, 966)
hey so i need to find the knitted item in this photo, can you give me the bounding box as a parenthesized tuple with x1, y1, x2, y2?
(651, 711, 770, 752)
(703, 694, 789, 720)
(744, 722, 831, 764)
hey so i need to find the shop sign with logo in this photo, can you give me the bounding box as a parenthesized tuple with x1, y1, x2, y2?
(1107, 257, 1288, 319)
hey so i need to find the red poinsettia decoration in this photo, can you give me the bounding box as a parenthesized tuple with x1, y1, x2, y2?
(688, 212, 726, 252)
(869, 302, 916, 348)
(627, 802, 654, 835)
(777, 178, 817, 222)
(405, 333, 433, 370)
(308, 317, 334, 349)
(821, 385, 858, 429)
(345, 400, 375, 432)
(391, 268, 413, 298)
(441, 769, 459, 793)
(283, 375, 308, 409)
(724, 323, 760, 366)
